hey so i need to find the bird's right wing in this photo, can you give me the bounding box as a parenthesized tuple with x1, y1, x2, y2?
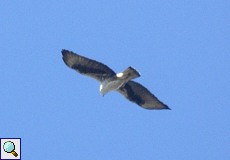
(118, 81, 170, 110)
(62, 49, 116, 82)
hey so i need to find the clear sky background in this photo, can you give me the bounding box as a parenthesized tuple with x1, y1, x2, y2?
(1, 1, 229, 159)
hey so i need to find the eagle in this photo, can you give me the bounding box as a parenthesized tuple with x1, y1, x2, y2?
(62, 49, 170, 110)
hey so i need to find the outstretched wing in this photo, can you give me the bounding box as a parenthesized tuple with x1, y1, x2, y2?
(118, 81, 170, 110)
(62, 49, 116, 82)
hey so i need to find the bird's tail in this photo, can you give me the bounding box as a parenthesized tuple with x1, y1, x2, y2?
(117, 67, 140, 81)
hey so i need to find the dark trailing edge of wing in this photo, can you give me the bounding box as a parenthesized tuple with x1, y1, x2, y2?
(71, 63, 111, 75)
(118, 81, 170, 110)
(62, 49, 116, 81)
(119, 83, 145, 106)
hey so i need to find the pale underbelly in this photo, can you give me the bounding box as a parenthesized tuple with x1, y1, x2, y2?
(101, 79, 125, 94)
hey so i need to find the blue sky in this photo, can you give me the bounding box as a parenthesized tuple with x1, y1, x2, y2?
(1, 0, 229, 159)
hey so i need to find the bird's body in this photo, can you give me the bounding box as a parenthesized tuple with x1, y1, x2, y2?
(100, 78, 124, 95)
(62, 49, 170, 110)
(100, 67, 140, 95)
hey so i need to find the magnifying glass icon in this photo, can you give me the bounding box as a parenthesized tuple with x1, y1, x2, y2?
(3, 141, 18, 157)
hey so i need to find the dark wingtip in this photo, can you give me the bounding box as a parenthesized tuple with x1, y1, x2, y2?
(61, 49, 73, 67)
(61, 49, 70, 56)
(164, 105, 171, 110)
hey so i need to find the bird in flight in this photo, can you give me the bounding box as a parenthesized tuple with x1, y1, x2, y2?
(62, 49, 170, 110)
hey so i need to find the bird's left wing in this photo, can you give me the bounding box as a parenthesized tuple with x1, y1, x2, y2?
(62, 49, 116, 82)
(117, 81, 170, 110)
